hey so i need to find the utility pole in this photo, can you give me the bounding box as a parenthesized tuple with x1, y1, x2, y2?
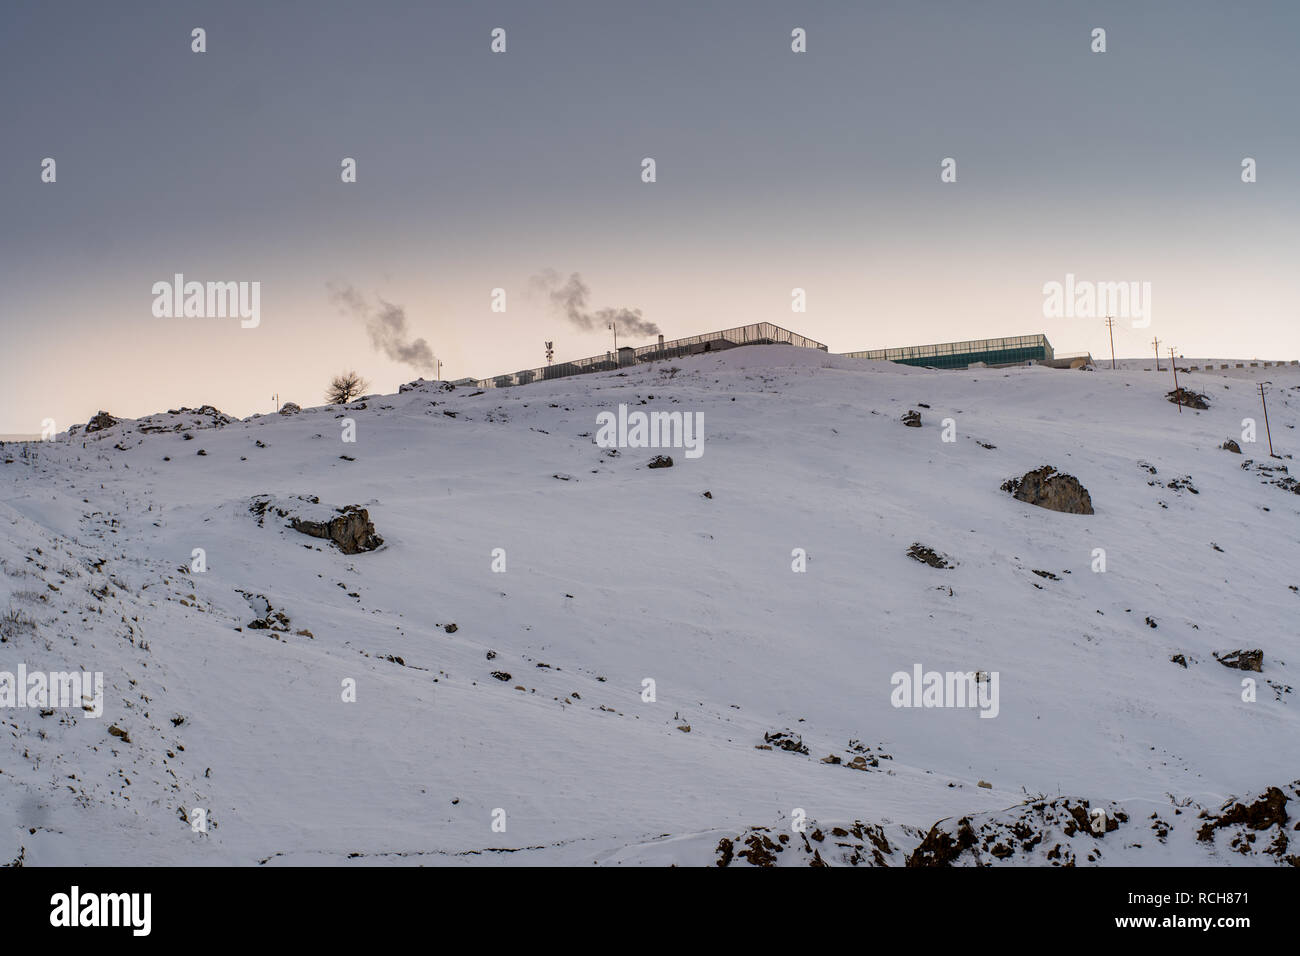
(1151, 336, 1161, 371)
(1169, 348, 1181, 413)
(1259, 382, 1276, 457)
(272, 393, 279, 413)
(435, 358, 442, 381)
(545, 341, 554, 366)
(1104, 317, 1116, 370)
(608, 321, 618, 356)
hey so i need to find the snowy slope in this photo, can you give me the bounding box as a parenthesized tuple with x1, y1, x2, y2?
(1, 347, 1297, 866)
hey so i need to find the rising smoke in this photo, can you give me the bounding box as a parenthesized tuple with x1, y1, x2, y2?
(326, 282, 437, 372)
(530, 269, 660, 338)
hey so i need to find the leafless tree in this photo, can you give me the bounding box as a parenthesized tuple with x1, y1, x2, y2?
(326, 370, 370, 405)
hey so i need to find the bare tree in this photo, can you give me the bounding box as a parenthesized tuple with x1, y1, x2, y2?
(326, 370, 370, 405)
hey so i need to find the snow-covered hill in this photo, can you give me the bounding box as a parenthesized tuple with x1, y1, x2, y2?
(2, 347, 1297, 866)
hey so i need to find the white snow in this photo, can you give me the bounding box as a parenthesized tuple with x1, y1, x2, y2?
(1, 346, 1296, 866)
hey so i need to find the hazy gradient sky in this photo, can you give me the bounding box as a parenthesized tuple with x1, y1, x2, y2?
(2, 0, 1298, 433)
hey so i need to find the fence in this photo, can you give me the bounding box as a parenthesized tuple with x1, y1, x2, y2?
(475, 322, 829, 388)
(1162, 361, 1298, 371)
(842, 334, 1053, 370)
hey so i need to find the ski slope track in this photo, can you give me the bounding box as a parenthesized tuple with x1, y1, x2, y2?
(1, 347, 1297, 866)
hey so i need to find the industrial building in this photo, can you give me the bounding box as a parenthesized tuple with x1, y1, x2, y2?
(842, 334, 1055, 370)
(477, 322, 828, 388)
(474, 327, 1072, 389)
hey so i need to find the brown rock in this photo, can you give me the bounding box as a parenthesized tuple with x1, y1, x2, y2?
(290, 506, 383, 554)
(1197, 786, 1288, 842)
(908, 542, 954, 569)
(1167, 388, 1209, 410)
(1001, 466, 1094, 515)
(84, 411, 120, 434)
(1214, 649, 1263, 672)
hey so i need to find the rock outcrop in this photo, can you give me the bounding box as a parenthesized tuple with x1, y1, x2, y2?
(907, 543, 955, 569)
(289, 507, 383, 554)
(1214, 649, 1263, 672)
(249, 494, 383, 554)
(1001, 466, 1094, 515)
(83, 411, 120, 434)
(1167, 388, 1210, 410)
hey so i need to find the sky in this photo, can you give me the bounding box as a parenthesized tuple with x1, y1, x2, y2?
(2, 0, 1298, 434)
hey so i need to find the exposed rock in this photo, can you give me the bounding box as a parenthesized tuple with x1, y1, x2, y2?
(1214, 649, 1263, 672)
(907, 543, 955, 569)
(238, 591, 291, 631)
(290, 507, 383, 555)
(1171, 654, 1188, 668)
(163, 405, 234, 427)
(647, 455, 674, 468)
(901, 410, 922, 427)
(249, 494, 383, 554)
(278, 403, 301, 415)
(1198, 787, 1288, 842)
(715, 837, 734, 867)
(1167, 388, 1209, 410)
(1001, 466, 1094, 515)
(1243, 458, 1300, 496)
(84, 411, 120, 434)
(718, 819, 906, 867)
(763, 730, 809, 754)
(737, 831, 781, 867)
(907, 817, 977, 866)
(399, 378, 454, 394)
(1222, 439, 1242, 454)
